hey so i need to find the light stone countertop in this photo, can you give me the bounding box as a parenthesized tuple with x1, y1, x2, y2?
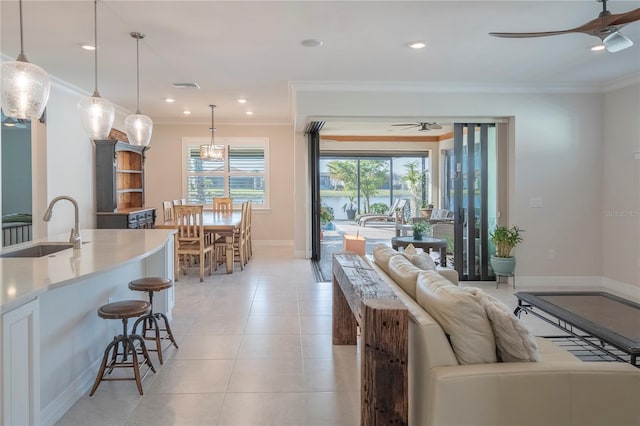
(0, 229, 176, 314)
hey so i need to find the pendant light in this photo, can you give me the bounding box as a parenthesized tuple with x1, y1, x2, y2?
(77, 0, 114, 139)
(1, 0, 51, 120)
(200, 104, 224, 160)
(124, 32, 152, 146)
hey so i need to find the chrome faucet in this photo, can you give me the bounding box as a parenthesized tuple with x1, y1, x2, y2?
(43, 195, 82, 249)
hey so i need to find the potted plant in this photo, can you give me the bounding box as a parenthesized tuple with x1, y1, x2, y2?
(419, 201, 434, 219)
(320, 204, 335, 230)
(412, 221, 430, 240)
(489, 225, 523, 276)
(342, 193, 357, 220)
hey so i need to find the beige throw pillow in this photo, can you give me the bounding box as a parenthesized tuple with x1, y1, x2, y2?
(372, 244, 398, 274)
(416, 271, 497, 364)
(475, 289, 540, 362)
(387, 255, 423, 299)
(410, 252, 436, 271)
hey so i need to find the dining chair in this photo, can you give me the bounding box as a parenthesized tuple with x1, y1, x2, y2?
(180, 198, 187, 205)
(214, 201, 247, 271)
(162, 201, 174, 223)
(245, 200, 252, 261)
(172, 199, 182, 207)
(173, 205, 214, 282)
(213, 197, 233, 213)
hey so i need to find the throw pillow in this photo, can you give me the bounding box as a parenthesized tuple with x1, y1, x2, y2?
(410, 252, 436, 271)
(402, 243, 418, 258)
(474, 289, 540, 362)
(416, 271, 497, 364)
(388, 255, 423, 299)
(372, 244, 398, 274)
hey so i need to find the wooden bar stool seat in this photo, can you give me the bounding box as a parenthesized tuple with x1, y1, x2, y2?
(129, 277, 179, 365)
(89, 300, 156, 396)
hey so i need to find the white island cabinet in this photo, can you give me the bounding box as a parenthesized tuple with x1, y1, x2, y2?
(0, 229, 175, 426)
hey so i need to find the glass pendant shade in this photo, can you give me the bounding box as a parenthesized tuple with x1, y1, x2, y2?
(78, 95, 114, 139)
(1, 59, 50, 120)
(125, 113, 153, 146)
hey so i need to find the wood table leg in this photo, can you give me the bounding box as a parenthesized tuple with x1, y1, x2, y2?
(361, 299, 408, 426)
(225, 235, 234, 274)
(332, 276, 357, 345)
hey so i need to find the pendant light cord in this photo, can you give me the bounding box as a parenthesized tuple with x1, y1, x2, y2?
(16, 0, 27, 61)
(136, 36, 141, 114)
(93, 0, 100, 96)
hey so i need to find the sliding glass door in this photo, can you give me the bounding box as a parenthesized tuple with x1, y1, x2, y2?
(443, 124, 497, 281)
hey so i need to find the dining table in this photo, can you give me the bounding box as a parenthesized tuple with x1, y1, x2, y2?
(156, 210, 242, 274)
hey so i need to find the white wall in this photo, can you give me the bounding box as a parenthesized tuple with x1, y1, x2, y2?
(42, 84, 97, 235)
(602, 83, 640, 291)
(145, 123, 295, 245)
(295, 90, 606, 279)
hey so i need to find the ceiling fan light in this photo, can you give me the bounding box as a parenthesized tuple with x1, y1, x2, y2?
(602, 31, 633, 53)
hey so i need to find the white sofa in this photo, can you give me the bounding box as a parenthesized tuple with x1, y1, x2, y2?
(367, 244, 640, 426)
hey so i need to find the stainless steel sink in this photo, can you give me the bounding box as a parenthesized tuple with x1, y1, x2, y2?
(0, 243, 74, 258)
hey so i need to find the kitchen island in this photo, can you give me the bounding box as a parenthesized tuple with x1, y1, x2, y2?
(1, 229, 176, 426)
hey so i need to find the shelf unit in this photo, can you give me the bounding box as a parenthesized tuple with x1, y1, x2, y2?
(95, 140, 156, 229)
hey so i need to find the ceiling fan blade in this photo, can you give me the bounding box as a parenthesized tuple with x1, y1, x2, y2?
(609, 8, 640, 27)
(489, 29, 575, 38)
(392, 123, 419, 127)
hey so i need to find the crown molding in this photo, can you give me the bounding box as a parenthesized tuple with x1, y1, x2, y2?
(601, 73, 640, 92)
(290, 79, 635, 95)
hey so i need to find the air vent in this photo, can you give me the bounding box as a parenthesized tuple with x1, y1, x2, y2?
(172, 82, 200, 89)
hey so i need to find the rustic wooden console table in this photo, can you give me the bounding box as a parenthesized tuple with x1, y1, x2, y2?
(332, 252, 408, 425)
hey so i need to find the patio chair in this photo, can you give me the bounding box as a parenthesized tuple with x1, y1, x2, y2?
(357, 199, 407, 227)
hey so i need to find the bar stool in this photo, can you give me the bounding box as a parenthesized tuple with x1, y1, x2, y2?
(129, 277, 179, 365)
(89, 300, 156, 396)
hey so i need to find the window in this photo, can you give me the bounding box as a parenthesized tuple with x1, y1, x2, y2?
(182, 137, 269, 208)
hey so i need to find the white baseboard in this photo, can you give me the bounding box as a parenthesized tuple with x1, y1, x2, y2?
(253, 240, 294, 247)
(602, 277, 640, 303)
(40, 359, 99, 426)
(515, 276, 603, 291)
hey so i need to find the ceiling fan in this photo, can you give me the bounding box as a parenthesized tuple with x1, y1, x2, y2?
(392, 122, 443, 132)
(489, 0, 640, 53)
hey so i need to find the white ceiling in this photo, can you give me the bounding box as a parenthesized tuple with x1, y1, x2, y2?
(1, 1, 639, 132)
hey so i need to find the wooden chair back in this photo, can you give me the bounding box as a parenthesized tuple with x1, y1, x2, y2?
(173, 204, 213, 282)
(172, 199, 182, 207)
(174, 205, 206, 244)
(162, 201, 174, 222)
(213, 197, 233, 213)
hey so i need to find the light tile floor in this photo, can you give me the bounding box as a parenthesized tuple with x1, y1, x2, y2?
(56, 246, 556, 426)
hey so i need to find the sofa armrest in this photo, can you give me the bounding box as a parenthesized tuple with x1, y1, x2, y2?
(435, 268, 458, 285)
(426, 362, 640, 426)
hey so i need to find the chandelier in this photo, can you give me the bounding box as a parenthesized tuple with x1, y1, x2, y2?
(200, 105, 224, 160)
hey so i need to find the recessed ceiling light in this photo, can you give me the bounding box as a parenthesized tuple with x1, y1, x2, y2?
(301, 39, 324, 48)
(81, 44, 96, 51)
(246, 111, 254, 115)
(183, 110, 192, 115)
(238, 99, 247, 104)
(165, 98, 175, 103)
(590, 44, 606, 51)
(408, 41, 427, 49)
